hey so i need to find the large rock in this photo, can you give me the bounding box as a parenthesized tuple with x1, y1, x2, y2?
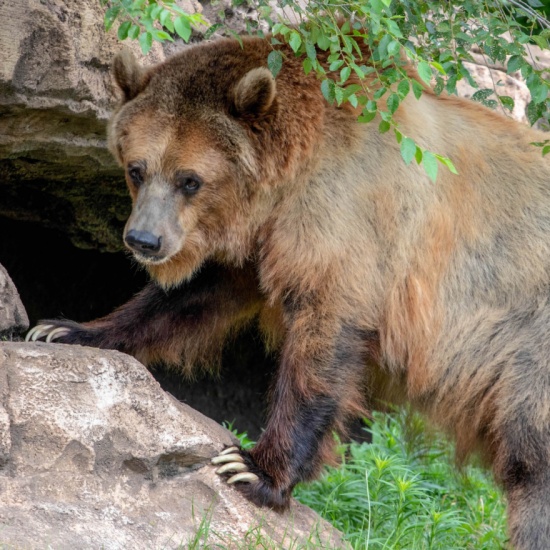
(0, 342, 343, 549)
(0, 264, 29, 339)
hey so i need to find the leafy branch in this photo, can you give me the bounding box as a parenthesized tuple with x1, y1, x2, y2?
(101, 0, 550, 180)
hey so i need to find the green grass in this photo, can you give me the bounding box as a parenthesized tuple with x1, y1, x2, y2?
(293, 409, 507, 549)
(195, 410, 507, 548)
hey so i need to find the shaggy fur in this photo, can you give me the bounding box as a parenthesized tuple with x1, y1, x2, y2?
(34, 35, 550, 547)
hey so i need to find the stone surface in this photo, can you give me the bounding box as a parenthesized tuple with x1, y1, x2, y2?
(0, 264, 29, 338)
(0, 342, 344, 549)
(456, 42, 550, 126)
(0, 0, 172, 251)
(457, 57, 531, 123)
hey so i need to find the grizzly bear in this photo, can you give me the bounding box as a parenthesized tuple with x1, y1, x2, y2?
(27, 34, 550, 548)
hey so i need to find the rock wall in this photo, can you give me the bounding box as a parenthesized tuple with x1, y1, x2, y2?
(0, 0, 167, 250)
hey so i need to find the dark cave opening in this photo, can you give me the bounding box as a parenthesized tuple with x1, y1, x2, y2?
(0, 216, 275, 438)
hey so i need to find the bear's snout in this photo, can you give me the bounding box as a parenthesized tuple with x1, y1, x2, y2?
(125, 229, 163, 257)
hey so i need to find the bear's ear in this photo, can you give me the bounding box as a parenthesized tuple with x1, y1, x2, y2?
(232, 67, 277, 120)
(112, 48, 146, 102)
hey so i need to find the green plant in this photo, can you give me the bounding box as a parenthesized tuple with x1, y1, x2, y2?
(294, 409, 507, 549)
(102, 0, 550, 180)
(101, 0, 208, 52)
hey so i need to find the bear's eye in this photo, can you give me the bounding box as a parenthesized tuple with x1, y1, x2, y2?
(176, 174, 202, 195)
(127, 165, 145, 187)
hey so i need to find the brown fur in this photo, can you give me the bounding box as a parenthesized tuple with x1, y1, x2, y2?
(36, 34, 550, 547)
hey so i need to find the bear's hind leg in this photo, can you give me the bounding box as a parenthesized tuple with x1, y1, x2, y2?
(505, 467, 550, 549)
(493, 348, 550, 549)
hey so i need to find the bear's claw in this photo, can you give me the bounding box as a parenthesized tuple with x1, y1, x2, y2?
(46, 327, 71, 342)
(227, 472, 260, 484)
(215, 462, 248, 474)
(25, 324, 70, 343)
(25, 324, 53, 342)
(218, 446, 239, 455)
(211, 453, 244, 464)
(212, 448, 259, 484)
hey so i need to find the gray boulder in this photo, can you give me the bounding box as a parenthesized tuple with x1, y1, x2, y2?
(0, 342, 344, 549)
(0, 264, 29, 339)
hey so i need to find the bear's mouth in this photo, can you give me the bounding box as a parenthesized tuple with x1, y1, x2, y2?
(130, 251, 171, 266)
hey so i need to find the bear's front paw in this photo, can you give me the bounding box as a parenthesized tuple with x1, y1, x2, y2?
(212, 446, 260, 483)
(212, 446, 291, 511)
(25, 323, 73, 343)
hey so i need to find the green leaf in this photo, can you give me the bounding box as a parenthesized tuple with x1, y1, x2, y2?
(472, 89, 494, 103)
(267, 50, 283, 78)
(384, 18, 403, 38)
(387, 93, 400, 114)
(348, 94, 358, 108)
(378, 34, 392, 59)
(104, 6, 120, 31)
(117, 21, 131, 41)
(321, 79, 335, 103)
(499, 95, 515, 112)
(400, 137, 416, 165)
(387, 40, 400, 57)
(289, 31, 302, 53)
(358, 110, 377, 123)
(531, 35, 549, 50)
(203, 23, 222, 40)
(159, 9, 174, 32)
(174, 16, 192, 42)
(329, 60, 344, 71)
(305, 41, 316, 62)
(415, 146, 423, 164)
(531, 82, 549, 105)
(370, 0, 386, 14)
(527, 100, 546, 125)
(335, 85, 344, 105)
(272, 23, 290, 36)
(422, 151, 438, 182)
(412, 80, 424, 100)
(507, 55, 524, 74)
(152, 30, 172, 42)
(340, 66, 351, 83)
(417, 61, 432, 85)
(431, 61, 446, 75)
(435, 154, 459, 175)
(317, 33, 330, 51)
(379, 120, 391, 133)
(344, 84, 361, 95)
(374, 87, 387, 100)
(366, 100, 377, 112)
(150, 4, 162, 20)
(397, 79, 410, 99)
(543, 145, 550, 156)
(139, 31, 153, 55)
(128, 24, 140, 40)
(302, 58, 313, 75)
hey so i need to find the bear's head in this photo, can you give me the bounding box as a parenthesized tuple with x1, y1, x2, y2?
(108, 39, 299, 288)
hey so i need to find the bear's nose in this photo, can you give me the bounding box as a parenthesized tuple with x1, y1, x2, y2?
(125, 230, 162, 255)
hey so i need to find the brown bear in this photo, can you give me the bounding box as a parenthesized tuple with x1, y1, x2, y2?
(27, 34, 550, 548)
